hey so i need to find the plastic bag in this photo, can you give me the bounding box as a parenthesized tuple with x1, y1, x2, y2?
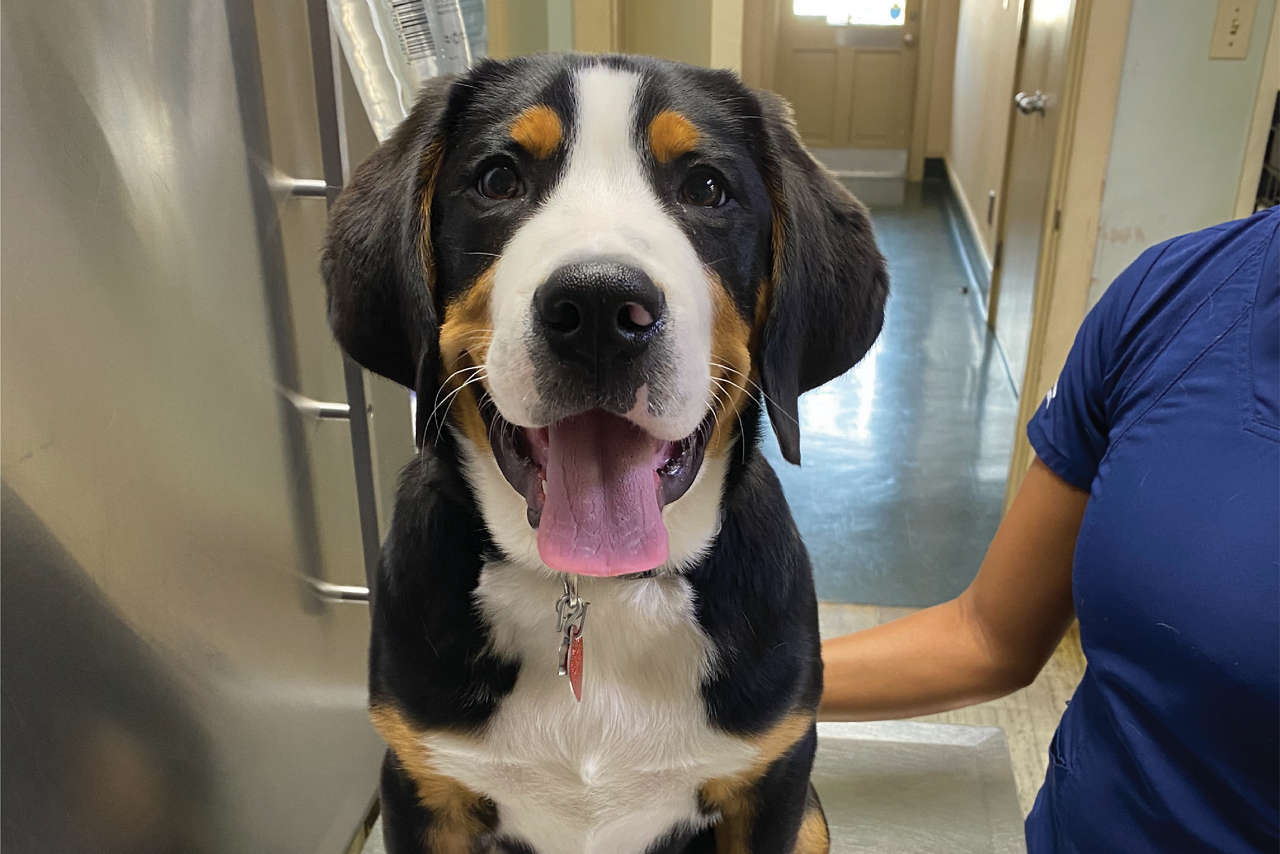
(327, 0, 475, 141)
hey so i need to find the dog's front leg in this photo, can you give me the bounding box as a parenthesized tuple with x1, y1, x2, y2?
(378, 750, 494, 854)
(701, 722, 829, 854)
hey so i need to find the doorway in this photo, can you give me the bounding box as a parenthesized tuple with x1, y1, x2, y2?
(773, 0, 921, 181)
(989, 0, 1078, 395)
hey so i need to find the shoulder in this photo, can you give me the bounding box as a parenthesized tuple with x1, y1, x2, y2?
(1097, 209, 1279, 397)
(1108, 208, 1279, 346)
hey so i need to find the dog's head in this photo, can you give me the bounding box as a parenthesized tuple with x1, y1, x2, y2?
(323, 54, 887, 577)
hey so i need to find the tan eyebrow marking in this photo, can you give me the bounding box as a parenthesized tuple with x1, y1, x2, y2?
(648, 110, 700, 164)
(510, 105, 563, 159)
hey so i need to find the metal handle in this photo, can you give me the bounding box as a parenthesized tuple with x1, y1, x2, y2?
(306, 578, 370, 603)
(902, 32, 915, 46)
(1014, 91, 1048, 115)
(281, 388, 351, 420)
(287, 178, 329, 198)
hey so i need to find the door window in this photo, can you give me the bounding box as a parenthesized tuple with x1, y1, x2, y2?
(793, 0, 905, 26)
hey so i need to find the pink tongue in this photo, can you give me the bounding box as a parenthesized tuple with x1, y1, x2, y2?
(537, 410, 669, 576)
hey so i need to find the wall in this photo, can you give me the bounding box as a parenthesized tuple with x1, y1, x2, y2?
(710, 0, 745, 71)
(1088, 0, 1277, 304)
(741, 0, 781, 89)
(948, 0, 1024, 267)
(547, 0, 575, 51)
(927, 0, 959, 157)
(910, 0, 961, 179)
(574, 0, 620, 52)
(622, 0, 713, 66)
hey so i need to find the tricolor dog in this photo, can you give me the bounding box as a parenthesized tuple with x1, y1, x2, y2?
(322, 53, 887, 854)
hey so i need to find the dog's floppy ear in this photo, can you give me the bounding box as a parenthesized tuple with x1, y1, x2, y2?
(753, 89, 889, 465)
(321, 75, 456, 389)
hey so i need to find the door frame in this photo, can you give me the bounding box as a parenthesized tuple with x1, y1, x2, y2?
(1234, 3, 1280, 219)
(1001, 0, 1133, 507)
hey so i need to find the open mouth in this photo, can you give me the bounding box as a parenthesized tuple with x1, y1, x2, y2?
(479, 398, 712, 577)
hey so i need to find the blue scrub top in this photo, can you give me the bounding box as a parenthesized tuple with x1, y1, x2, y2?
(1025, 207, 1280, 852)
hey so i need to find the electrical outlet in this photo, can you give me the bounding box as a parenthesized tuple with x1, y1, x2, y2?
(1210, 0, 1257, 60)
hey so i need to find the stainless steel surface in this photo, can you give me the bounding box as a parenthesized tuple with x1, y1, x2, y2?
(1, 1, 385, 851)
(1014, 91, 1049, 115)
(815, 722, 1027, 853)
(764, 182, 1018, 607)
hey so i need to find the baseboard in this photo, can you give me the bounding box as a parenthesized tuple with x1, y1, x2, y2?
(939, 168, 993, 313)
(811, 147, 908, 180)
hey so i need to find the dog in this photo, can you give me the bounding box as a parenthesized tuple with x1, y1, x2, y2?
(322, 52, 887, 854)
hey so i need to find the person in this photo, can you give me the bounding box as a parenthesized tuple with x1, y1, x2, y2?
(819, 206, 1279, 853)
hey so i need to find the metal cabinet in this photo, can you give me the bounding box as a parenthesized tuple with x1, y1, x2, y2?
(0, 1, 406, 850)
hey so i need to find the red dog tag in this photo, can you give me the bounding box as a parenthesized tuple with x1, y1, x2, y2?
(568, 631, 584, 702)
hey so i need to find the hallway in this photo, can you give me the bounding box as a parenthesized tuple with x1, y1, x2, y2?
(763, 180, 1019, 608)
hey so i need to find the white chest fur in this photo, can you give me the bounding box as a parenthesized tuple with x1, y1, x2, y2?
(421, 564, 754, 853)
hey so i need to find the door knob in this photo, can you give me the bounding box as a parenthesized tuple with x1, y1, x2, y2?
(1014, 91, 1048, 115)
(902, 32, 916, 46)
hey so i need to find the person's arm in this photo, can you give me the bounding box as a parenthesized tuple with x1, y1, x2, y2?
(819, 457, 1088, 721)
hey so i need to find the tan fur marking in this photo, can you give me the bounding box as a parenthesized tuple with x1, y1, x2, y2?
(701, 713, 815, 854)
(369, 705, 488, 853)
(511, 105, 563, 159)
(648, 110, 700, 164)
(708, 275, 754, 458)
(437, 267, 495, 449)
(750, 168, 790, 358)
(795, 804, 830, 854)
(749, 277, 773, 366)
(419, 140, 447, 295)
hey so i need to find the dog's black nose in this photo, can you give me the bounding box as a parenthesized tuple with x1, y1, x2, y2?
(535, 262, 665, 368)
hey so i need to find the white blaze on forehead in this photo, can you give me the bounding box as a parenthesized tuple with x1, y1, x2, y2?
(485, 64, 713, 441)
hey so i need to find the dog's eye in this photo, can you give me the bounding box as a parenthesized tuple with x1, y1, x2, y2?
(478, 164, 523, 200)
(679, 168, 727, 208)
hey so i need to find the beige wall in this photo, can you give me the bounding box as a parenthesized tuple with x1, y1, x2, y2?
(910, 0, 961, 179)
(948, 0, 1024, 267)
(574, 0, 620, 52)
(927, 0, 959, 157)
(740, 0, 781, 88)
(622, 0, 713, 66)
(710, 0, 745, 71)
(508, 1, 552, 56)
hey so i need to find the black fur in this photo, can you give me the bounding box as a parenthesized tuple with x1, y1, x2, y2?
(752, 89, 889, 465)
(322, 53, 888, 854)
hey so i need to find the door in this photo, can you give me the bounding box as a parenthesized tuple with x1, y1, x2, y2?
(774, 0, 920, 150)
(991, 0, 1077, 394)
(0, 1, 386, 851)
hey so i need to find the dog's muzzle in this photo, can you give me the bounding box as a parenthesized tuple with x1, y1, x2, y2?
(481, 261, 711, 577)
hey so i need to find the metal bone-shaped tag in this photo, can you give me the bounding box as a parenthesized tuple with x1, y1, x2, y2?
(567, 628, 584, 701)
(555, 578, 588, 703)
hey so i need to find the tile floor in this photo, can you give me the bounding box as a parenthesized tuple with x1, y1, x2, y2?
(762, 181, 1019, 607)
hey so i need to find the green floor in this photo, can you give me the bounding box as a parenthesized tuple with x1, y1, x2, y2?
(762, 180, 1018, 607)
